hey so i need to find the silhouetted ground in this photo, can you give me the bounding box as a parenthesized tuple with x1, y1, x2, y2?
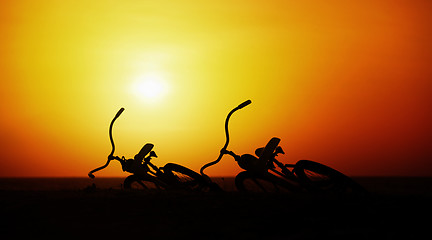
(1, 177, 431, 239)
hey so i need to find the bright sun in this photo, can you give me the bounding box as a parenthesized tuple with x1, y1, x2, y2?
(130, 72, 169, 102)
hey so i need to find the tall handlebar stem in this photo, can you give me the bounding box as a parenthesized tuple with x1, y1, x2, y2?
(199, 100, 251, 177)
(88, 108, 125, 179)
(109, 107, 124, 157)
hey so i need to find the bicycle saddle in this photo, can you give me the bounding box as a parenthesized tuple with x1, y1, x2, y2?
(258, 137, 281, 161)
(255, 147, 264, 157)
(134, 143, 154, 161)
(255, 146, 284, 157)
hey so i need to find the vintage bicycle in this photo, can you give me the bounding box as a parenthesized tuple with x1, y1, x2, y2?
(88, 108, 206, 191)
(200, 100, 367, 194)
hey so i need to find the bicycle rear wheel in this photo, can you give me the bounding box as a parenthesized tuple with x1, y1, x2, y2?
(294, 160, 366, 194)
(235, 171, 299, 193)
(162, 163, 218, 191)
(123, 174, 163, 190)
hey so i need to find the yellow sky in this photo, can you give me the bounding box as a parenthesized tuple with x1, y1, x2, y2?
(1, 0, 431, 177)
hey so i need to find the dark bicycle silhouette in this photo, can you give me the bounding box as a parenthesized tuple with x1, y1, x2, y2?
(88, 101, 365, 194)
(200, 100, 367, 194)
(88, 108, 205, 191)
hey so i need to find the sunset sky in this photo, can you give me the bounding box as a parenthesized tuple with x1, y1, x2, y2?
(1, 0, 431, 177)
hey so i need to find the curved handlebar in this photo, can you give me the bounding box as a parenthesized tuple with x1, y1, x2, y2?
(88, 159, 110, 179)
(200, 100, 251, 177)
(109, 108, 124, 157)
(88, 108, 125, 179)
(236, 100, 252, 110)
(115, 107, 125, 119)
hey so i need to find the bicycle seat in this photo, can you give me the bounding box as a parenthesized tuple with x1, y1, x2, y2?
(255, 147, 264, 157)
(134, 143, 154, 161)
(258, 137, 281, 162)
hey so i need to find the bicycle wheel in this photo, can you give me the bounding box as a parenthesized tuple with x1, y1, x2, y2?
(123, 174, 163, 190)
(294, 160, 366, 194)
(162, 163, 216, 191)
(235, 171, 299, 193)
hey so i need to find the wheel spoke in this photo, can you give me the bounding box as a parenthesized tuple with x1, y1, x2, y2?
(235, 171, 298, 193)
(295, 160, 366, 194)
(136, 180, 149, 189)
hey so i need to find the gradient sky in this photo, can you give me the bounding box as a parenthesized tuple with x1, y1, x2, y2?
(1, 0, 431, 177)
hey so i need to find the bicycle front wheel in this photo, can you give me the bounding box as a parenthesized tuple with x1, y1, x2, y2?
(162, 163, 215, 191)
(294, 160, 366, 194)
(235, 171, 299, 193)
(123, 174, 163, 190)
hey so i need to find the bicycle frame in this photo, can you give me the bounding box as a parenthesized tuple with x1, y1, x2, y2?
(129, 169, 179, 190)
(88, 107, 208, 191)
(198, 99, 307, 191)
(268, 158, 298, 182)
(88, 108, 163, 177)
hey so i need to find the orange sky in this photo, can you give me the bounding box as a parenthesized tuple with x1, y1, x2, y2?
(1, 0, 431, 177)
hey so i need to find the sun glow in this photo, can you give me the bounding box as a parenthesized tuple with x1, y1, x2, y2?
(130, 72, 169, 102)
(1, 0, 431, 177)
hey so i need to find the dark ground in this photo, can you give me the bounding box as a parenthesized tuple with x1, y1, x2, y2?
(1, 177, 431, 239)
